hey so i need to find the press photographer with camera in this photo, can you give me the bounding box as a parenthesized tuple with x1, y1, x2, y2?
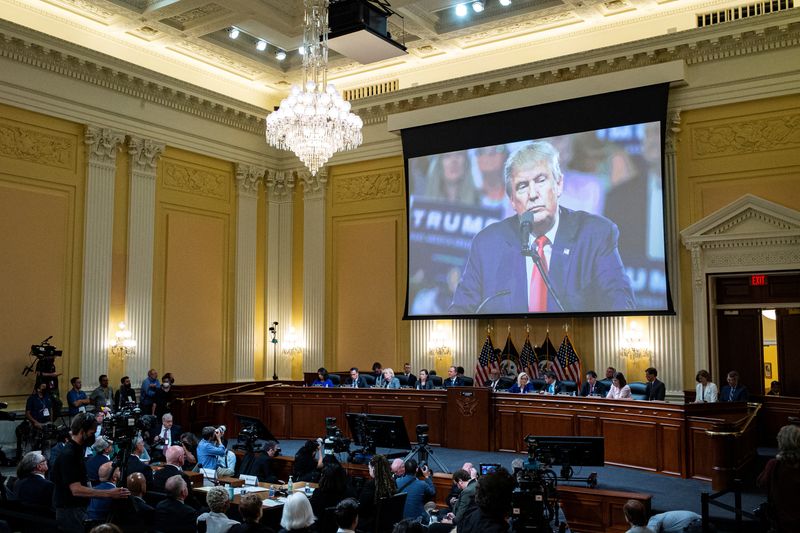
(457, 467, 516, 533)
(293, 438, 324, 482)
(198, 425, 228, 474)
(395, 458, 435, 521)
(51, 412, 130, 533)
(237, 439, 281, 483)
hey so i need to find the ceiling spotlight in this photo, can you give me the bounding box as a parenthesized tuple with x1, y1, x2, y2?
(499, 0, 512, 6)
(472, 1, 484, 12)
(275, 50, 287, 61)
(256, 40, 267, 51)
(455, 3, 468, 17)
(298, 45, 306, 56)
(228, 27, 240, 39)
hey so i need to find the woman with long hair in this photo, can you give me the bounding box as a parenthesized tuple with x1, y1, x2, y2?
(757, 424, 800, 532)
(358, 454, 397, 532)
(415, 369, 434, 390)
(309, 462, 356, 520)
(606, 372, 632, 399)
(694, 370, 718, 403)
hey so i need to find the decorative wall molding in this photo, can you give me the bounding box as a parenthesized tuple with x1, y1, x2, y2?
(692, 113, 800, 158)
(681, 194, 800, 375)
(301, 169, 328, 200)
(0, 118, 75, 168)
(264, 169, 296, 202)
(128, 137, 164, 175)
(161, 160, 228, 200)
(235, 163, 264, 198)
(85, 126, 124, 166)
(333, 171, 404, 203)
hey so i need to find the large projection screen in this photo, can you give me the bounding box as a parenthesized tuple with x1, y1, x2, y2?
(403, 84, 674, 319)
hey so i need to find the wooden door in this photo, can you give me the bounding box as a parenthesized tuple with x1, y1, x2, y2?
(716, 309, 763, 395)
(776, 309, 800, 397)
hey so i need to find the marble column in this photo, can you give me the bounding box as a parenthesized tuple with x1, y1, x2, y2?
(81, 126, 125, 383)
(233, 164, 263, 381)
(301, 169, 327, 374)
(124, 136, 164, 383)
(264, 169, 296, 380)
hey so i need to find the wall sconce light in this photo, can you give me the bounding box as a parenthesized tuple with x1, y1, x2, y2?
(620, 322, 652, 361)
(428, 325, 451, 360)
(110, 322, 136, 358)
(282, 326, 302, 356)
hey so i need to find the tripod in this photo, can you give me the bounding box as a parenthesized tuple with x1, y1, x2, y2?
(403, 439, 448, 473)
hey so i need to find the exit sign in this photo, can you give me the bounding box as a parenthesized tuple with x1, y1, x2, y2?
(751, 275, 768, 286)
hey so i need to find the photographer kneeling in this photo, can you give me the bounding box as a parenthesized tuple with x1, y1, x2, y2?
(51, 412, 130, 533)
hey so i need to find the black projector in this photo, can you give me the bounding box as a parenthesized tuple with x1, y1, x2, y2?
(329, 0, 407, 64)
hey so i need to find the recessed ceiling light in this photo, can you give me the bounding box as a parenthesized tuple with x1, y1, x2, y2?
(298, 46, 306, 56)
(473, 1, 485, 13)
(499, 0, 512, 6)
(256, 40, 267, 51)
(455, 4, 468, 17)
(275, 50, 287, 61)
(228, 27, 240, 39)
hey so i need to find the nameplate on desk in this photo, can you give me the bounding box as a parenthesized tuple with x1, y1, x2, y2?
(459, 391, 474, 397)
(239, 474, 258, 486)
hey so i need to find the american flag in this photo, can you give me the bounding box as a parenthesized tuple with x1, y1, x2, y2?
(555, 334, 582, 387)
(474, 334, 496, 386)
(519, 335, 538, 379)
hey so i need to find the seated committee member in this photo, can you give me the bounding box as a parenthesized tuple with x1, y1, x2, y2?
(540, 371, 562, 395)
(345, 367, 368, 388)
(509, 372, 534, 394)
(379, 368, 401, 389)
(694, 370, 718, 403)
(485, 369, 503, 391)
(311, 367, 334, 387)
(607, 372, 632, 399)
(720, 370, 749, 402)
(443, 366, 465, 388)
(449, 140, 635, 314)
(402, 363, 417, 388)
(581, 371, 608, 397)
(644, 367, 666, 401)
(415, 369, 435, 390)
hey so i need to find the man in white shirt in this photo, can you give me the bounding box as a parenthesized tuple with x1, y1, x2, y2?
(151, 412, 181, 460)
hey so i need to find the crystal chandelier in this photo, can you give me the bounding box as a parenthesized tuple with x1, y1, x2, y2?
(266, 0, 363, 176)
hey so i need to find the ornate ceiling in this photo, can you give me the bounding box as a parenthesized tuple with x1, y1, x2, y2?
(0, 0, 772, 108)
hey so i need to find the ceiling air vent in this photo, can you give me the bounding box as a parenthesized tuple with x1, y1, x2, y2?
(343, 79, 399, 101)
(697, 0, 794, 27)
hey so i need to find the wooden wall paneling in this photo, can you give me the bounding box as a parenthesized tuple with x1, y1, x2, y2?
(266, 402, 289, 439)
(445, 388, 490, 451)
(688, 427, 714, 480)
(757, 395, 800, 447)
(495, 409, 519, 452)
(422, 405, 444, 446)
(520, 412, 575, 438)
(578, 416, 600, 436)
(556, 486, 651, 533)
(658, 424, 685, 476)
(602, 419, 659, 471)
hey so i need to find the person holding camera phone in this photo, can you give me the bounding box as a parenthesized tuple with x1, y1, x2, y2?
(396, 458, 436, 521)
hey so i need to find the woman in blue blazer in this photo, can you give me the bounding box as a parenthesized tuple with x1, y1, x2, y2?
(509, 372, 535, 394)
(378, 368, 401, 389)
(311, 367, 334, 387)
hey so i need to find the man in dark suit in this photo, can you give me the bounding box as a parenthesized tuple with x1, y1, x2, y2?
(720, 370, 749, 402)
(152, 445, 201, 509)
(238, 440, 280, 483)
(443, 366, 465, 388)
(111, 472, 154, 532)
(402, 363, 417, 388)
(644, 367, 666, 401)
(345, 367, 369, 388)
(85, 436, 113, 485)
(541, 371, 562, 395)
(150, 413, 181, 461)
(154, 474, 198, 533)
(580, 371, 608, 397)
(13, 451, 55, 508)
(126, 436, 154, 487)
(484, 369, 502, 391)
(450, 141, 635, 314)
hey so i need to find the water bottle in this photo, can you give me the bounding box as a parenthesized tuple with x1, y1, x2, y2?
(268, 485, 275, 498)
(287, 476, 294, 493)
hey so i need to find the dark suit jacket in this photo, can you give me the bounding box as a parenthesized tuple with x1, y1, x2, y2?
(151, 424, 182, 447)
(238, 453, 278, 483)
(645, 379, 666, 401)
(415, 380, 434, 390)
(402, 373, 417, 388)
(13, 474, 55, 508)
(154, 497, 199, 533)
(580, 381, 608, 397)
(485, 379, 501, 391)
(86, 452, 111, 483)
(111, 495, 154, 532)
(127, 454, 154, 487)
(720, 385, 749, 403)
(450, 208, 635, 313)
(443, 376, 466, 388)
(344, 375, 369, 388)
(542, 380, 563, 394)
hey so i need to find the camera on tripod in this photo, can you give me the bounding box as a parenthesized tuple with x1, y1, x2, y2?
(22, 336, 62, 377)
(510, 435, 559, 532)
(101, 403, 153, 445)
(415, 424, 429, 446)
(323, 417, 350, 455)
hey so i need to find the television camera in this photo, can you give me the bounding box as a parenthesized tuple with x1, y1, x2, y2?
(510, 435, 560, 533)
(21, 336, 62, 377)
(323, 417, 351, 455)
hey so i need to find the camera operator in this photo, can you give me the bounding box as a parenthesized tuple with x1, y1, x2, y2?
(21, 382, 54, 457)
(395, 459, 436, 521)
(237, 440, 281, 483)
(114, 376, 136, 411)
(198, 425, 227, 474)
(457, 467, 515, 533)
(35, 353, 62, 403)
(51, 412, 130, 532)
(293, 438, 323, 482)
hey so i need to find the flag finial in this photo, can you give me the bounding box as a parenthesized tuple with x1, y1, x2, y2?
(525, 323, 530, 334)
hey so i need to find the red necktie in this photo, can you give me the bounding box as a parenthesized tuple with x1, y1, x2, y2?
(528, 235, 550, 312)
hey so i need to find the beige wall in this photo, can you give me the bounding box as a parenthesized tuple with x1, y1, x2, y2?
(0, 104, 85, 406)
(676, 94, 800, 385)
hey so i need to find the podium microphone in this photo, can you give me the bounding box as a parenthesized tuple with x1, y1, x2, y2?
(475, 290, 511, 314)
(518, 212, 566, 312)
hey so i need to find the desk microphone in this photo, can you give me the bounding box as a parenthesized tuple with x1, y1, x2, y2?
(475, 290, 511, 314)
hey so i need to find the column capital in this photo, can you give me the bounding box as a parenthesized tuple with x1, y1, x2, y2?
(665, 109, 682, 154)
(85, 126, 125, 165)
(128, 136, 165, 175)
(265, 169, 296, 202)
(301, 167, 328, 200)
(235, 163, 265, 198)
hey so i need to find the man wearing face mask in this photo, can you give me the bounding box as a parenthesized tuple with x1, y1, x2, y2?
(51, 412, 130, 532)
(153, 376, 174, 420)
